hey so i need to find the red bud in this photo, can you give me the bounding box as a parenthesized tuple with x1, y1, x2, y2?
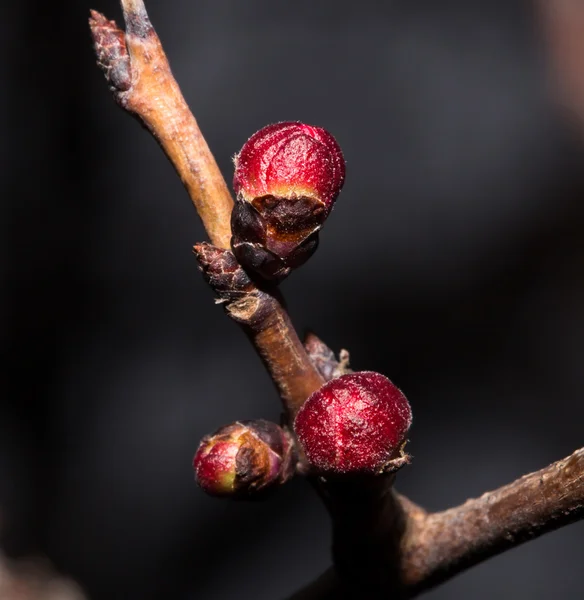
(231, 122, 345, 282)
(294, 372, 412, 475)
(233, 121, 345, 211)
(193, 420, 296, 497)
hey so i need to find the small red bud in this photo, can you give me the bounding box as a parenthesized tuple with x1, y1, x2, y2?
(294, 372, 412, 475)
(193, 420, 296, 498)
(231, 121, 345, 282)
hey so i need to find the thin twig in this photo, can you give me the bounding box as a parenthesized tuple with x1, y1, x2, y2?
(89, 1, 233, 248)
(404, 446, 584, 593)
(89, 2, 323, 417)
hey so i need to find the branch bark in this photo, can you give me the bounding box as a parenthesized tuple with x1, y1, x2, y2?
(292, 447, 584, 598)
(193, 243, 324, 416)
(405, 446, 584, 593)
(89, 1, 233, 249)
(90, 2, 584, 598)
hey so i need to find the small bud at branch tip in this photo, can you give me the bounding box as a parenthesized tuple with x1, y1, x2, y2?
(89, 11, 132, 93)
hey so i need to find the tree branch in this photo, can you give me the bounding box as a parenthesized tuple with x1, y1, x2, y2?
(292, 447, 584, 598)
(193, 243, 324, 417)
(404, 446, 584, 593)
(90, 2, 584, 598)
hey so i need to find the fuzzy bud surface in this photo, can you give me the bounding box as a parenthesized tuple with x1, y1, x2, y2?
(231, 121, 345, 282)
(294, 372, 412, 474)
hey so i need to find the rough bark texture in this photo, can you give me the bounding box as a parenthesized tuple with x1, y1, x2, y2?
(292, 447, 584, 599)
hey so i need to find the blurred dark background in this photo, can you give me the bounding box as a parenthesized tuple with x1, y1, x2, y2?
(2, 0, 584, 598)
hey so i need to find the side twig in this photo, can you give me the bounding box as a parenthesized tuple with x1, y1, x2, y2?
(404, 446, 584, 593)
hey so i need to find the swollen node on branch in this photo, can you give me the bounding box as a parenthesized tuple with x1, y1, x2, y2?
(231, 122, 346, 282)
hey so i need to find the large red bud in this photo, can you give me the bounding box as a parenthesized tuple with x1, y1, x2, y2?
(294, 372, 412, 475)
(231, 122, 345, 282)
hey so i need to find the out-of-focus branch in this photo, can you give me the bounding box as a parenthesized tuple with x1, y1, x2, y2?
(405, 446, 584, 593)
(0, 550, 86, 600)
(89, 1, 233, 249)
(291, 447, 584, 599)
(539, 0, 584, 128)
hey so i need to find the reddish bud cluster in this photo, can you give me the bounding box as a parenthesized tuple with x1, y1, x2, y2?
(193, 420, 296, 497)
(231, 121, 345, 282)
(294, 372, 412, 475)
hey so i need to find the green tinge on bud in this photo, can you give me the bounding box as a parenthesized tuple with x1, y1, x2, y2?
(193, 420, 297, 498)
(231, 121, 345, 283)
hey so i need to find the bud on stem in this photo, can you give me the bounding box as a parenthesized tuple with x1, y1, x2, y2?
(294, 372, 412, 475)
(231, 122, 345, 282)
(193, 420, 297, 498)
(304, 332, 352, 382)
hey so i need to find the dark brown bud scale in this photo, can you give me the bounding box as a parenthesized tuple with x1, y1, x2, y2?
(294, 372, 412, 475)
(193, 242, 255, 300)
(193, 420, 297, 498)
(231, 122, 345, 282)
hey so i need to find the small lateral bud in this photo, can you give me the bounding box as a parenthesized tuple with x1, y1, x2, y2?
(193, 420, 297, 498)
(89, 11, 132, 94)
(231, 122, 345, 282)
(294, 372, 412, 475)
(304, 332, 352, 381)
